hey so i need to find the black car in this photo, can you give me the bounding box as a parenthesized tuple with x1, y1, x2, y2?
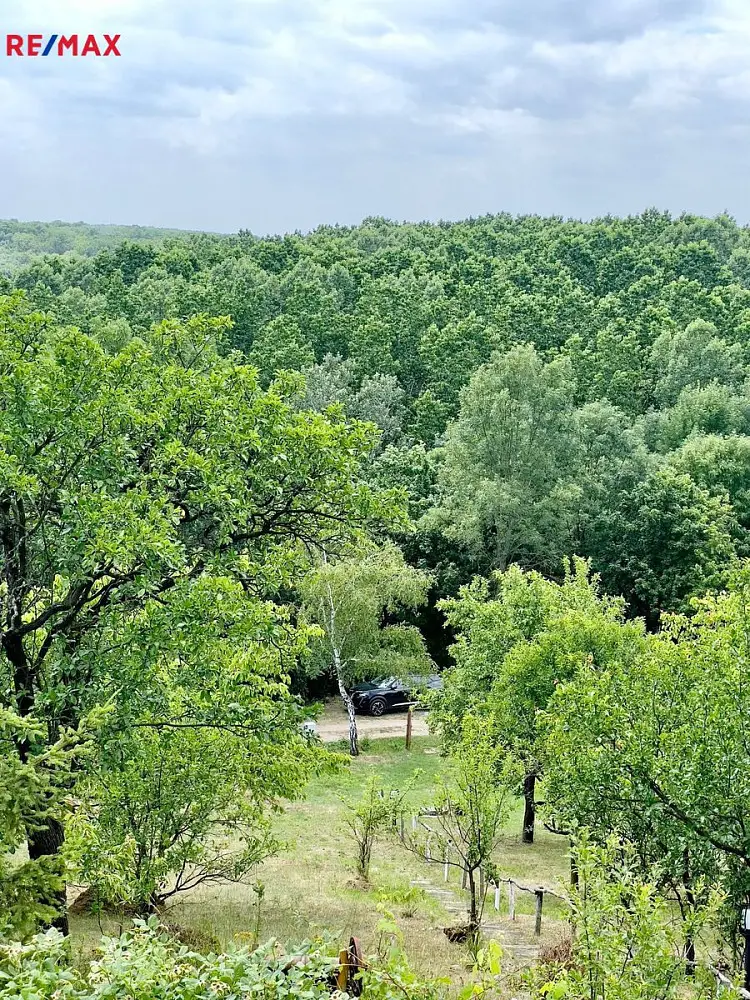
(350, 674, 442, 717)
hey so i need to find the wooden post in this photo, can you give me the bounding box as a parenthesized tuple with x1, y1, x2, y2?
(509, 882, 516, 921)
(412, 814, 417, 832)
(405, 706, 413, 750)
(494, 882, 501, 911)
(337, 949, 349, 992)
(399, 814, 405, 840)
(461, 867, 468, 890)
(535, 889, 544, 936)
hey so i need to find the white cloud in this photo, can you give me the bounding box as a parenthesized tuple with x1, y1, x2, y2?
(1, 0, 750, 231)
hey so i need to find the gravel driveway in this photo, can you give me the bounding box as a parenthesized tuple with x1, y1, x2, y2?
(314, 698, 431, 742)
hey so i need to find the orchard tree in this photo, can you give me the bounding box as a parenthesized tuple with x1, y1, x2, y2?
(300, 543, 432, 756)
(434, 560, 645, 844)
(0, 293, 401, 932)
(542, 565, 750, 963)
(401, 715, 515, 933)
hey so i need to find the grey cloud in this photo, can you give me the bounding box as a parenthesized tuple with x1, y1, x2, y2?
(0, 0, 748, 231)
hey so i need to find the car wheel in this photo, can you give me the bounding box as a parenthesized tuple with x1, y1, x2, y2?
(369, 697, 387, 717)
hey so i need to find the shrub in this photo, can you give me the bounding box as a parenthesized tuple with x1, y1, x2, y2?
(0, 917, 445, 1000)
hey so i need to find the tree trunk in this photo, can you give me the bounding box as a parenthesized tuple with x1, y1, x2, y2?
(28, 816, 69, 935)
(5, 632, 71, 936)
(570, 838, 579, 888)
(683, 847, 696, 976)
(335, 653, 359, 757)
(467, 867, 479, 929)
(522, 771, 536, 844)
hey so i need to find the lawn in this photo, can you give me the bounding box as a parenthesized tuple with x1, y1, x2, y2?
(71, 736, 571, 981)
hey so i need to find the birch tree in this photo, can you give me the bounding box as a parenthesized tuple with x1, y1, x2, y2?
(301, 544, 431, 755)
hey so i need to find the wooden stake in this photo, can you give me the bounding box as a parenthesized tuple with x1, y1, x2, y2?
(535, 889, 544, 936)
(405, 706, 413, 750)
(337, 949, 349, 992)
(509, 882, 516, 921)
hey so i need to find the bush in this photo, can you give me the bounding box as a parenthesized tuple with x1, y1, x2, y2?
(530, 835, 729, 1000)
(0, 917, 444, 1000)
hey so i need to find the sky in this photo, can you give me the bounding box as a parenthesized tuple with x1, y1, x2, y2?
(1, 0, 749, 234)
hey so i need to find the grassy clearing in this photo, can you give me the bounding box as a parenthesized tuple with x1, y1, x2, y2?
(70, 736, 571, 981)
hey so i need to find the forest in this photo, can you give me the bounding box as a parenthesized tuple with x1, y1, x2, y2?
(0, 219, 204, 274)
(2, 208, 750, 1000)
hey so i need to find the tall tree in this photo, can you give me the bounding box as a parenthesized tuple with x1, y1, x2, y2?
(0, 294, 400, 931)
(426, 344, 579, 574)
(543, 565, 750, 958)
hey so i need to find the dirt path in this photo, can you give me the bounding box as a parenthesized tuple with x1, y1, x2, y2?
(409, 872, 549, 965)
(315, 698, 431, 743)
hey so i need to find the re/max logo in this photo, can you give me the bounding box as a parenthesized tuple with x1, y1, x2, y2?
(5, 34, 121, 56)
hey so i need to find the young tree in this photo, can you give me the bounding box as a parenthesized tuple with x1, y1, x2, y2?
(301, 544, 432, 756)
(0, 294, 401, 932)
(402, 715, 515, 933)
(535, 834, 721, 1000)
(342, 774, 412, 881)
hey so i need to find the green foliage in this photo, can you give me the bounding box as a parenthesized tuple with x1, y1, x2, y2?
(588, 465, 736, 621)
(433, 561, 643, 783)
(0, 917, 443, 1000)
(0, 220, 200, 273)
(343, 773, 415, 880)
(0, 710, 100, 940)
(542, 563, 750, 937)
(0, 292, 402, 927)
(12, 210, 750, 627)
(374, 880, 427, 918)
(12, 207, 750, 959)
(532, 836, 724, 1000)
(301, 543, 431, 753)
(247, 315, 315, 386)
(402, 715, 515, 928)
(427, 344, 580, 574)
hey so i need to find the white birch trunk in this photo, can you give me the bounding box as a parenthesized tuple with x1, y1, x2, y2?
(335, 647, 359, 756)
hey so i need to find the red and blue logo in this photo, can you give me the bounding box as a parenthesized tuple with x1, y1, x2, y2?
(5, 34, 121, 56)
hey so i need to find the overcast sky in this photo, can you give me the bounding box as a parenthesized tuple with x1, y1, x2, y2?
(1, 0, 749, 234)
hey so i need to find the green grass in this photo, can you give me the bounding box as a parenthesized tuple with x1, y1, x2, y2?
(70, 737, 571, 980)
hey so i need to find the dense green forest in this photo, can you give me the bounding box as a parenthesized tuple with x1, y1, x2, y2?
(0, 218, 202, 273)
(4, 209, 750, 999)
(6, 209, 750, 634)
